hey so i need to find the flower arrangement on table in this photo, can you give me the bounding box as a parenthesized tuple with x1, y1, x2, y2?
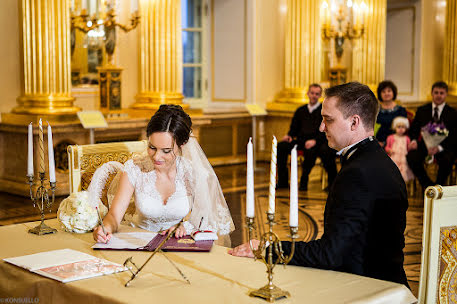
(57, 191, 108, 233)
(420, 122, 449, 164)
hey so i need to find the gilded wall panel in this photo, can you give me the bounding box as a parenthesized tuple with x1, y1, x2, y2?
(443, 0, 457, 96)
(351, 0, 386, 89)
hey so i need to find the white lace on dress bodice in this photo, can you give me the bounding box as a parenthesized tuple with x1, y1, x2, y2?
(123, 156, 195, 233)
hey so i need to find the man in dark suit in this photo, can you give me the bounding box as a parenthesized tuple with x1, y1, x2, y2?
(407, 81, 457, 188)
(229, 82, 409, 287)
(276, 83, 337, 191)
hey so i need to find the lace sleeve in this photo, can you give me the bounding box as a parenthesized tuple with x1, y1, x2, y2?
(123, 159, 138, 187)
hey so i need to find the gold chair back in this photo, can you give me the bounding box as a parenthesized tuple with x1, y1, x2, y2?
(67, 140, 148, 196)
(418, 185, 457, 303)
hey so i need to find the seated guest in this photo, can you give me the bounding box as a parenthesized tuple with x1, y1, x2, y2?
(276, 83, 337, 191)
(375, 80, 407, 147)
(93, 105, 235, 245)
(407, 81, 457, 188)
(230, 82, 409, 287)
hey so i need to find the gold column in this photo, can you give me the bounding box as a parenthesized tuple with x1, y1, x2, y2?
(10, 0, 80, 120)
(131, 0, 187, 110)
(351, 0, 386, 91)
(443, 0, 457, 96)
(267, 0, 321, 111)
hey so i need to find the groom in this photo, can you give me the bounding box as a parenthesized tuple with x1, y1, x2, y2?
(229, 82, 409, 287)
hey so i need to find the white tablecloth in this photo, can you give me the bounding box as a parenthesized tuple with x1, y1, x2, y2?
(0, 219, 417, 304)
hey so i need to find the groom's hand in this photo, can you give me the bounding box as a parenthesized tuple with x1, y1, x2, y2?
(228, 240, 260, 258)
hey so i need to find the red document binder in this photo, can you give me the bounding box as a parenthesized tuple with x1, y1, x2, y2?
(143, 234, 213, 252)
(93, 234, 213, 252)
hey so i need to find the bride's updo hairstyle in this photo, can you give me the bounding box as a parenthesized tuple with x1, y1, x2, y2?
(146, 104, 192, 147)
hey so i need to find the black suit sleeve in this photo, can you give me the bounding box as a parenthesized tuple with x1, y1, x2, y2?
(288, 108, 301, 138)
(277, 167, 375, 269)
(409, 107, 425, 141)
(440, 106, 457, 152)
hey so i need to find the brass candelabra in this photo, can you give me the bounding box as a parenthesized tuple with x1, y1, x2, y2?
(321, 2, 365, 64)
(70, 9, 100, 33)
(99, 8, 140, 65)
(27, 173, 57, 235)
(70, 9, 100, 57)
(69, 8, 140, 63)
(246, 214, 298, 302)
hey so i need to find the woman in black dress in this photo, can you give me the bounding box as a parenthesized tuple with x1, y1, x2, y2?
(375, 80, 407, 147)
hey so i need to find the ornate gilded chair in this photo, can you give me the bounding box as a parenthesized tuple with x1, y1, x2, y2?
(67, 140, 148, 207)
(418, 185, 457, 303)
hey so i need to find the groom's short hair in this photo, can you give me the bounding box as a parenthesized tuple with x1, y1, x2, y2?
(325, 82, 379, 131)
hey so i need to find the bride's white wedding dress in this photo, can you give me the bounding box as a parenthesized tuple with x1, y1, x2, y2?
(123, 156, 196, 233)
(88, 137, 235, 245)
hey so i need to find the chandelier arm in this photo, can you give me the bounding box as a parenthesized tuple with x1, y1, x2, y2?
(114, 17, 140, 33)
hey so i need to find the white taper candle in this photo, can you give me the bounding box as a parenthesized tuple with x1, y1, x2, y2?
(131, 0, 138, 12)
(47, 122, 56, 183)
(27, 123, 34, 176)
(268, 136, 277, 214)
(38, 119, 45, 174)
(290, 145, 298, 227)
(246, 137, 254, 218)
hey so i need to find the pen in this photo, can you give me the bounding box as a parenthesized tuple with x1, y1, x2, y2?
(95, 206, 107, 235)
(198, 217, 203, 231)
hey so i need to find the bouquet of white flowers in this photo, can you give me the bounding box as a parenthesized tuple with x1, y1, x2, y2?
(421, 122, 449, 164)
(57, 191, 108, 233)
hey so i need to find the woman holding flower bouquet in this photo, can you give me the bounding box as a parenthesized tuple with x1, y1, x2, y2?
(406, 81, 457, 188)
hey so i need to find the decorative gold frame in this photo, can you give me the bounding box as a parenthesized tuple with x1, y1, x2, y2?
(67, 140, 148, 193)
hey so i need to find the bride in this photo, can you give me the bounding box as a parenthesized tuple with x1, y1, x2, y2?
(92, 104, 235, 246)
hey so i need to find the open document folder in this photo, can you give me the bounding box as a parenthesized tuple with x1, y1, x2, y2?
(92, 232, 214, 252)
(3, 248, 127, 283)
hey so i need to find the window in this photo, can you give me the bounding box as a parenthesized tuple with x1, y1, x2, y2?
(182, 0, 206, 103)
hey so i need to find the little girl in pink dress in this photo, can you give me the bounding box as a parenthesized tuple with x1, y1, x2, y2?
(385, 116, 415, 182)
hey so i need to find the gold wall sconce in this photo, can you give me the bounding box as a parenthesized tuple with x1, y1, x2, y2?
(70, 0, 140, 112)
(321, 0, 366, 85)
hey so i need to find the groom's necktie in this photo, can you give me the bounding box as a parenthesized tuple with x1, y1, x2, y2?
(433, 107, 439, 122)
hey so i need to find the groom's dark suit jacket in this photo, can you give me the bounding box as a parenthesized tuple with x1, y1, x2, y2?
(409, 102, 457, 152)
(279, 138, 409, 286)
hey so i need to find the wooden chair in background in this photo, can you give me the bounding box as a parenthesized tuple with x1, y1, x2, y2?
(296, 149, 329, 190)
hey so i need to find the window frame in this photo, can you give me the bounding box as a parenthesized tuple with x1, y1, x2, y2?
(182, 0, 208, 107)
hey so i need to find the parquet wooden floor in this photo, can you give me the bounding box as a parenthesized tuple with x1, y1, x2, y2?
(0, 162, 423, 297)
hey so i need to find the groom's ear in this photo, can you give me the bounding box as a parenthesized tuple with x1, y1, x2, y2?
(350, 115, 361, 131)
